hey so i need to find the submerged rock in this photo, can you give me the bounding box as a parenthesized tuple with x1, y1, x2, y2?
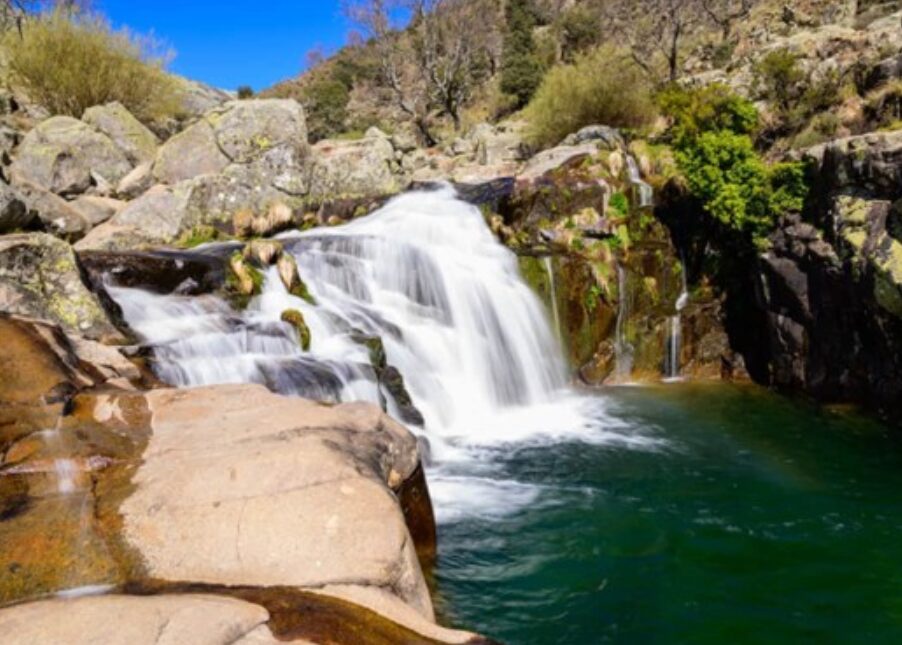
(281, 308, 311, 350)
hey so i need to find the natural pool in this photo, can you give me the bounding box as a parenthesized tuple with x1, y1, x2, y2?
(434, 384, 902, 645)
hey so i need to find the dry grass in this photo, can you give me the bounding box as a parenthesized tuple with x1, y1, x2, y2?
(2, 9, 183, 124)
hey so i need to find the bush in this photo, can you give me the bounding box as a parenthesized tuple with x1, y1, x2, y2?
(237, 85, 254, 99)
(303, 76, 350, 142)
(3, 9, 182, 124)
(754, 49, 805, 113)
(663, 85, 809, 241)
(525, 46, 657, 147)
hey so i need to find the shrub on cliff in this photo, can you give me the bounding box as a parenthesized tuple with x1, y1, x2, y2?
(525, 45, 656, 147)
(2, 9, 182, 124)
(662, 86, 808, 241)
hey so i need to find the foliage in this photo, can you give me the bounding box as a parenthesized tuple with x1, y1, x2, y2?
(557, 4, 600, 62)
(500, 0, 543, 108)
(237, 85, 254, 99)
(753, 48, 805, 112)
(663, 85, 809, 241)
(176, 225, 225, 249)
(657, 82, 758, 143)
(304, 76, 351, 141)
(3, 8, 182, 124)
(609, 192, 630, 217)
(525, 45, 657, 147)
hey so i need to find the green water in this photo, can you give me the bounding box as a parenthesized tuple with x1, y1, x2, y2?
(435, 384, 902, 644)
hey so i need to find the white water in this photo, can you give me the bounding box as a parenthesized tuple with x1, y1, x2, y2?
(613, 264, 635, 380)
(542, 256, 562, 347)
(36, 415, 78, 495)
(626, 155, 653, 209)
(109, 186, 662, 523)
(665, 266, 690, 382)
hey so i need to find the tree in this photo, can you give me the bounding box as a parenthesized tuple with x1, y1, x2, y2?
(702, 0, 754, 41)
(602, 0, 705, 83)
(500, 0, 543, 107)
(344, 0, 497, 140)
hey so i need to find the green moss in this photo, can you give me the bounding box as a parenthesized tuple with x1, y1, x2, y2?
(176, 225, 224, 249)
(281, 309, 311, 350)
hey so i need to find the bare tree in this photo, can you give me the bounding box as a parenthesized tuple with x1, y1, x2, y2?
(702, 0, 754, 41)
(344, 0, 498, 142)
(603, 0, 705, 82)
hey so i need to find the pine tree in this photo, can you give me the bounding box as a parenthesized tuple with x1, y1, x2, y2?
(500, 0, 542, 109)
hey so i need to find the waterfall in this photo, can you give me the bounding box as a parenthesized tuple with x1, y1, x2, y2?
(542, 256, 562, 346)
(626, 155, 653, 209)
(36, 413, 78, 495)
(613, 264, 634, 380)
(665, 265, 690, 382)
(109, 185, 655, 522)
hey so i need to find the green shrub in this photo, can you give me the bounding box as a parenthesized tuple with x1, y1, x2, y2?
(658, 83, 758, 143)
(558, 5, 600, 61)
(237, 85, 254, 99)
(303, 76, 350, 142)
(754, 48, 805, 113)
(663, 85, 809, 241)
(3, 9, 182, 124)
(525, 46, 657, 147)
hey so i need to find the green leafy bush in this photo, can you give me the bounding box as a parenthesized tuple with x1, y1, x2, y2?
(525, 46, 657, 147)
(237, 85, 254, 99)
(3, 9, 182, 124)
(663, 85, 809, 241)
(303, 76, 350, 142)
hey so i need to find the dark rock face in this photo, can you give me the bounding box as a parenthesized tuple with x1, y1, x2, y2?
(698, 131, 902, 419)
(78, 248, 228, 295)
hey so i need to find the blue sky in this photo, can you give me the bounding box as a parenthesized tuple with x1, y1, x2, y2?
(95, 1, 352, 91)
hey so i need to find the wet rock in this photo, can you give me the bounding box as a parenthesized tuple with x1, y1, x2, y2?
(10, 116, 132, 196)
(81, 102, 159, 166)
(281, 308, 311, 350)
(276, 252, 314, 304)
(0, 234, 121, 340)
(78, 248, 227, 295)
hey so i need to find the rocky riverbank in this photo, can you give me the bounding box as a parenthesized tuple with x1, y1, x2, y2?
(0, 314, 487, 644)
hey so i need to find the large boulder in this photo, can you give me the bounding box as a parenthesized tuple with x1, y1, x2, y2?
(308, 134, 398, 199)
(82, 102, 159, 166)
(152, 119, 230, 185)
(9, 116, 133, 195)
(13, 180, 90, 239)
(0, 233, 120, 339)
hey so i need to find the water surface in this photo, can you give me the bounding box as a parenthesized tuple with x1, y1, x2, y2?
(435, 384, 902, 644)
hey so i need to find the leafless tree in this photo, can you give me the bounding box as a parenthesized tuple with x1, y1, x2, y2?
(343, 0, 498, 142)
(702, 0, 754, 41)
(602, 0, 705, 82)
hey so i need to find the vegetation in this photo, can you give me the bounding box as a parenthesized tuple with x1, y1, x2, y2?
(499, 0, 543, 109)
(2, 8, 182, 124)
(661, 85, 808, 240)
(237, 85, 255, 99)
(525, 45, 657, 147)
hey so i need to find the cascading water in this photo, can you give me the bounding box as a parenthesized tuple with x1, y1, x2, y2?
(109, 185, 660, 522)
(542, 256, 562, 346)
(626, 155, 653, 209)
(613, 264, 635, 381)
(665, 264, 690, 382)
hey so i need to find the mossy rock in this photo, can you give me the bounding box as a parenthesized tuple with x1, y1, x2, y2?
(281, 309, 311, 351)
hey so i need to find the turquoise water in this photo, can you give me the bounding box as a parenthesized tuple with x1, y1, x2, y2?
(435, 384, 902, 644)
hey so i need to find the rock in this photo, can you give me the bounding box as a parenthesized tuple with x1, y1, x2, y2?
(228, 251, 263, 298)
(0, 594, 272, 645)
(308, 136, 398, 199)
(116, 162, 154, 200)
(79, 184, 192, 250)
(212, 99, 307, 164)
(10, 116, 132, 195)
(0, 180, 31, 233)
(78, 248, 227, 295)
(153, 119, 230, 184)
(561, 125, 625, 149)
(470, 122, 526, 166)
(242, 239, 283, 266)
(13, 180, 90, 239)
(281, 308, 311, 350)
(517, 143, 599, 182)
(82, 102, 159, 166)
(365, 126, 389, 140)
(69, 195, 125, 227)
(391, 130, 418, 153)
(113, 384, 433, 616)
(178, 78, 234, 119)
(0, 233, 121, 340)
(276, 253, 314, 304)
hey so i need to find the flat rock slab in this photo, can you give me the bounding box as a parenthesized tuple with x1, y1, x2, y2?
(112, 384, 433, 618)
